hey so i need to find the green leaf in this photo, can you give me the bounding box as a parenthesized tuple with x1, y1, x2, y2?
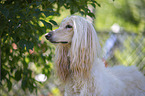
(42, 68, 51, 77)
(93, 1, 101, 7)
(22, 79, 27, 91)
(40, 20, 52, 30)
(80, 11, 85, 16)
(91, 3, 96, 8)
(88, 12, 95, 18)
(2, 68, 8, 79)
(71, 6, 79, 14)
(48, 52, 52, 60)
(7, 79, 12, 91)
(28, 82, 34, 93)
(26, 41, 34, 52)
(47, 23, 53, 30)
(15, 70, 22, 81)
(83, 8, 90, 14)
(49, 20, 58, 25)
(43, 12, 58, 17)
(19, 39, 27, 49)
(3, 35, 8, 43)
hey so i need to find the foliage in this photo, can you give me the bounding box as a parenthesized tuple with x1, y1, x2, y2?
(0, 0, 100, 94)
(95, 0, 145, 33)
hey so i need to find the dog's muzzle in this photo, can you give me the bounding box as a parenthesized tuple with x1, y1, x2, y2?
(45, 32, 68, 44)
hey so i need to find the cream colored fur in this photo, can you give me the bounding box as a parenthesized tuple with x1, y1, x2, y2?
(47, 16, 145, 96)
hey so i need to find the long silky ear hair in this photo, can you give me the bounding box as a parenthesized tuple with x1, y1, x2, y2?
(70, 16, 102, 79)
(55, 44, 70, 82)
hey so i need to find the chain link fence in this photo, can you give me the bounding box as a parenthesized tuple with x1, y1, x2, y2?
(97, 31, 145, 74)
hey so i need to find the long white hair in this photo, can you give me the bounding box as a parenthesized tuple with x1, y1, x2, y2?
(55, 16, 102, 81)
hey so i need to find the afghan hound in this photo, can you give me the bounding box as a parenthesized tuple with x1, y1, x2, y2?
(45, 16, 145, 96)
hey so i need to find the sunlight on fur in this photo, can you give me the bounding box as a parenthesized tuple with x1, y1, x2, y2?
(45, 16, 145, 96)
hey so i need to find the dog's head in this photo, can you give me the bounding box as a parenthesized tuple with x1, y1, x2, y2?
(45, 16, 74, 44)
(45, 16, 102, 79)
(45, 15, 101, 56)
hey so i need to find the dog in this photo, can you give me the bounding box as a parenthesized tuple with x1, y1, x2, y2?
(45, 16, 145, 96)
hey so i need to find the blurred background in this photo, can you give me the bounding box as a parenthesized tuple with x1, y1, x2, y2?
(0, 0, 145, 96)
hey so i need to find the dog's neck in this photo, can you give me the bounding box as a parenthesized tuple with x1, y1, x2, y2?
(55, 43, 103, 82)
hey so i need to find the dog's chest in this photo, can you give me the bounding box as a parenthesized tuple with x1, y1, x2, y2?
(65, 80, 83, 95)
(65, 78, 96, 96)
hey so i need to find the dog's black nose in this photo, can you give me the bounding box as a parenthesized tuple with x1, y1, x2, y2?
(45, 32, 53, 40)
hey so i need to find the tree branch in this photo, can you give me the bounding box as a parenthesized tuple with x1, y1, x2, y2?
(0, 35, 1, 85)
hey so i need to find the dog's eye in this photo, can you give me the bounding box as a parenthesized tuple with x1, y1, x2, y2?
(65, 25, 72, 29)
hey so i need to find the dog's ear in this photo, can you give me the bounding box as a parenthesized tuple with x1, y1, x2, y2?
(70, 16, 101, 78)
(55, 44, 71, 82)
